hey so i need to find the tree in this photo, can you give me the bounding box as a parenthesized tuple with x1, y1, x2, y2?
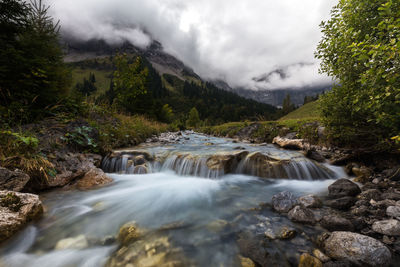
(316, 0, 400, 146)
(0, 0, 71, 122)
(113, 54, 148, 113)
(186, 107, 201, 128)
(282, 94, 295, 114)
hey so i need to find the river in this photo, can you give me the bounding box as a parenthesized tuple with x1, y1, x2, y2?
(0, 133, 346, 267)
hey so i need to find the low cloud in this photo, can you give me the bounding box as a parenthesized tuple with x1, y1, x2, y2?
(47, 0, 337, 89)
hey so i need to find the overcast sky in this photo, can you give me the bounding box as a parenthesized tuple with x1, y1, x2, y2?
(47, 0, 338, 90)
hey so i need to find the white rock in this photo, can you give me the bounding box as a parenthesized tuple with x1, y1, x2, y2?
(55, 235, 88, 250)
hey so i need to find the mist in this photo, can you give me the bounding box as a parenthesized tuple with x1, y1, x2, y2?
(47, 0, 337, 89)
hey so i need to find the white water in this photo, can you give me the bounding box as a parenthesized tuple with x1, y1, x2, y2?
(0, 133, 345, 267)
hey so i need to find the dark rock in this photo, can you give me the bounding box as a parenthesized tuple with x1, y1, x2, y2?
(359, 189, 382, 201)
(306, 150, 325, 163)
(321, 215, 354, 232)
(323, 260, 352, 267)
(298, 194, 323, 208)
(287, 205, 316, 225)
(298, 253, 322, 267)
(0, 167, 30, 192)
(328, 179, 361, 198)
(351, 205, 368, 216)
(361, 182, 379, 191)
(271, 191, 298, 213)
(323, 231, 391, 266)
(381, 192, 400, 201)
(383, 167, 400, 181)
(325, 197, 357, 210)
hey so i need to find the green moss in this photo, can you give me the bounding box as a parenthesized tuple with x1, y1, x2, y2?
(1, 193, 22, 212)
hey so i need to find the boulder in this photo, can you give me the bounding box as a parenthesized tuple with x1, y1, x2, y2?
(312, 249, 330, 263)
(55, 235, 88, 250)
(325, 197, 356, 210)
(298, 194, 322, 208)
(372, 219, 400, 236)
(0, 191, 43, 242)
(76, 168, 113, 190)
(298, 253, 322, 267)
(0, 167, 30, 192)
(133, 155, 146, 166)
(206, 151, 249, 173)
(323, 231, 391, 266)
(287, 205, 316, 225)
(272, 136, 305, 150)
(328, 179, 361, 198)
(386, 206, 400, 219)
(305, 150, 325, 163)
(271, 191, 298, 213)
(320, 215, 354, 231)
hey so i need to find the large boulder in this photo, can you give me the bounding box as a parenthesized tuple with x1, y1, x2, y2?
(372, 219, 400, 236)
(0, 167, 30, 192)
(305, 150, 325, 163)
(323, 231, 391, 266)
(287, 205, 316, 225)
(272, 136, 306, 150)
(328, 179, 361, 198)
(76, 168, 113, 190)
(325, 197, 356, 210)
(271, 191, 298, 213)
(0, 191, 43, 242)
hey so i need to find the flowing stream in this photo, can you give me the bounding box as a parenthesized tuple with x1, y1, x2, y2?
(0, 133, 346, 267)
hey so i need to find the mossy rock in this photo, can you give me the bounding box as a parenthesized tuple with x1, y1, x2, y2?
(0, 192, 22, 212)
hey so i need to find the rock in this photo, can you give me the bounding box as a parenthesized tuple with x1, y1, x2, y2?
(133, 165, 148, 174)
(320, 215, 354, 231)
(133, 155, 146, 165)
(352, 166, 372, 183)
(381, 192, 400, 201)
(239, 256, 256, 267)
(206, 151, 249, 173)
(372, 219, 400, 236)
(351, 205, 368, 216)
(298, 253, 322, 267)
(359, 189, 382, 201)
(383, 167, 400, 181)
(271, 191, 298, 213)
(117, 221, 142, 246)
(325, 197, 356, 210)
(386, 206, 400, 219)
(207, 219, 230, 233)
(312, 249, 330, 263)
(0, 191, 43, 242)
(328, 179, 361, 198)
(323, 260, 352, 267)
(298, 194, 322, 208)
(76, 168, 113, 190)
(0, 167, 30, 192)
(287, 206, 316, 225)
(272, 136, 305, 150)
(55, 235, 88, 250)
(278, 226, 296, 239)
(305, 150, 325, 163)
(323, 231, 391, 266)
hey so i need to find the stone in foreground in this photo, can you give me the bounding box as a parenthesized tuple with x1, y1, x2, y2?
(287, 205, 316, 225)
(271, 191, 297, 213)
(0, 167, 30, 192)
(328, 179, 361, 198)
(372, 219, 400, 236)
(323, 231, 391, 266)
(0, 191, 43, 242)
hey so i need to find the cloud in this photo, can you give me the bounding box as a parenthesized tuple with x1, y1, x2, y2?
(46, 0, 337, 89)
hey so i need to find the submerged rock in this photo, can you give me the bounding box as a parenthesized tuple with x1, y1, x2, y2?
(298, 253, 322, 267)
(0, 167, 30, 192)
(0, 191, 43, 242)
(271, 191, 298, 213)
(323, 231, 391, 266)
(117, 221, 142, 246)
(238, 256, 256, 267)
(55, 235, 89, 250)
(372, 219, 400, 236)
(312, 249, 330, 263)
(328, 179, 361, 198)
(287, 206, 316, 225)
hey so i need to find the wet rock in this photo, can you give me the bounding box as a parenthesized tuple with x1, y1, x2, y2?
(328, 179, 361, 198)
(305, 150, 325, 163)
(381, 192, 400, 201)
(55, 235, 88, 250)
(0, 167, 30, 192)
(323, 260, 352, 267)
(76, 168, 113, 190)
(272, 136, 305, 150)
(239, 256, 256, 267)
(352, 166, 372, 183)
(134, 155, 146, 165)
(207, 219, 230, 233)
(206, 151, 249, 173)
(298, 253, 322, 267)
(288, 206, 316, 225)
(117, 221, 142, 246)
(279, 226, 296, 239)
(372, 219, 400, 236)
(298, 194, 322, 208)
(133, 165, 148, 174)
(312, 249, 330, 263)
(386, 206, 400, 219)
(323, 231, 391, 266)
(350, 205, 368, 216)
(271, 191, 298, 213)
(325, 197, 356, 210)
(359, 189, 382, 201)
(0, 191, 43, 242)
(320, 215, 354, 232)
(383, 166, 400, 181)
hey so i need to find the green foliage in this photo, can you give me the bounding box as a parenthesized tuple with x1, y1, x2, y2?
(186, 107, 201, 128)
(316, 0, 400, 147)
(158, 104, 174, 123)
(279, 100, 321, 121)
(61, 126, 98, 152)
(0, 0, 71, 124)
(282, 94, 296, 115)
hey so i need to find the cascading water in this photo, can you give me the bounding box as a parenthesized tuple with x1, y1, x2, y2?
(0, 133, 346, 267)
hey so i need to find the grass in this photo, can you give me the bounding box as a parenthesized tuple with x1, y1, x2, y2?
(71, 68, 113, 97)
(279, 100, 321, 121)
